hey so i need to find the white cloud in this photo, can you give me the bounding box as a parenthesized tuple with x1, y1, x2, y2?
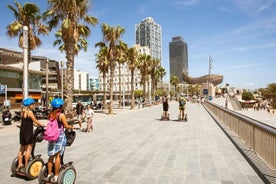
(174, 0, 200, 6)
(232, 0, 276, 14)
(229, 63, 260, 69)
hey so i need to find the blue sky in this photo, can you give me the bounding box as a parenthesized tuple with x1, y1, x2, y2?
(0, 0, 276, 90)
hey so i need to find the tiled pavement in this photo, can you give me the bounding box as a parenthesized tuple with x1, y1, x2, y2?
(0, 101, 264, 183)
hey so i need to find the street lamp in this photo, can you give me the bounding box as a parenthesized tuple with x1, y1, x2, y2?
(61, 61, 64, 100)
(207, 56, 213, 99)
(45, 58, 49, 109)
(22, 26, 28, 99)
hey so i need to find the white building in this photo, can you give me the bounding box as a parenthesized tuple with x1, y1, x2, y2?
(98, 44, 151, 100)
(74, 69, 88, 91)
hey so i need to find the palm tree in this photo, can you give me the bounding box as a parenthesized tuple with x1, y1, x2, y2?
(138, 54, 151, 102)
(116, 41, 128, 108)
(7, 1, 48, 98)
(149, 58, 160, 100)
(157, 66, 166, 90)
(170, 75, 179, 99)
(127, 47, 139, 109)
(44, 0, 98, 112)
(7, 1, 48, 61)
(99, 23, 125, 114)
(95, 46, 109, 110)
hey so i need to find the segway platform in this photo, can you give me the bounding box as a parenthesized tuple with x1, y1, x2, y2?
(11, 127, 45, 180)
(160, 114, 170, 121)
(178, 114, 188, 122)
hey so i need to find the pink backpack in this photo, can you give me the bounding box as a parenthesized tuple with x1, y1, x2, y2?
(44, 113, 61, 141)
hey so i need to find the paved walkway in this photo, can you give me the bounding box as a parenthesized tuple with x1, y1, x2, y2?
(0, 101, 264, 183)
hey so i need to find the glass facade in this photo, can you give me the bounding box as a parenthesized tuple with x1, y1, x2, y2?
(169, 36, 188, 83)
(135, 17, 162, 61)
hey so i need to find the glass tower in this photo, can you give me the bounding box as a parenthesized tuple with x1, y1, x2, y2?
(169, 36, 188, 83)
(135, 17, 162, 60)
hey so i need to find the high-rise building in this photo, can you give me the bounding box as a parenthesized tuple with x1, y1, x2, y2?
(135, 17, 162, 60)
(169, 36, 188, 83)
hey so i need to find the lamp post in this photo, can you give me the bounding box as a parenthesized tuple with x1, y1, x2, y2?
(207, 56, 213, 99)
(61, 61, 64, 100)
(45, 58, 49, 110)
(22, 26, 28, 99)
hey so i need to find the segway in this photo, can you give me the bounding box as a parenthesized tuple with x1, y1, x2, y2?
(11, 126, 45, 180)
(161, 113, 170, 121)
(38, 129, 76, 184)
(178, 113, 188, 122)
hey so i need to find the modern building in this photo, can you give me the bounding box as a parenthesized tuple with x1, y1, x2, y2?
(169, 36, 188, 83)
(0, 48, 60, 108)
(74, 69, 88, 91)
(98, 44, 149, 101)
(88, 77, 99, 91)
(135, 17, 162, 61)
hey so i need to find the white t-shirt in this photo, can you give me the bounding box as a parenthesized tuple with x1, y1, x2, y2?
(85, 109, 94, 118)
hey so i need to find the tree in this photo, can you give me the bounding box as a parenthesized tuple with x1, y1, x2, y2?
(149, 58, 160, 101)
(138, 54, 151, 102)
(261, 83, 276, 108)
(44, 0, 98, 112)
(99, 23, 125, 114)
(156, 66, 166, 90)
(127, 47, 139, 109)
(116, 41, 128, 108)
(170, 75, 179, 99)
(7, 1, 48, 61)
(242, 91, 254, 101)
(7, 1, 48, 98)
(95, 46, 109, 109)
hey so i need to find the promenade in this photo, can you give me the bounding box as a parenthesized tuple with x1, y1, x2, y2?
(0, 101, 264, 184)
(212, 97, 276, 128)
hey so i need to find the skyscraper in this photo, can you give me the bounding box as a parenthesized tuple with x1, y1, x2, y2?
(169, 36, 188, 83)
(135, 17, 162, 60)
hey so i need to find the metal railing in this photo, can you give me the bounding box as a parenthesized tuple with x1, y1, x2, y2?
(204, 101, 276, 170)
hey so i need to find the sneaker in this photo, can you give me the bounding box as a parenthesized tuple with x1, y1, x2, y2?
(46, 173, 54, 181)
(50, 176, 58, 183)
(15, 165, 24, 172)
(19, 167, 26, 173)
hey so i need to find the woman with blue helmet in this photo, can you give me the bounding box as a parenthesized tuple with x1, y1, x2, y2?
(16, 98, 43, 172)
(46, 98, 73, 183)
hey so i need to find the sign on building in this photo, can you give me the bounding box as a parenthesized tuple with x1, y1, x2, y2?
(0, 84, 6, 94)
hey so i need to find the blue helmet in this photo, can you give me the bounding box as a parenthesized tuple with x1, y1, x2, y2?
(22, 98, 35, 106)
(51, 98, 64, 108)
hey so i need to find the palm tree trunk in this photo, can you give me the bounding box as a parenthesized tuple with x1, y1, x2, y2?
(130, 70, 135, 109)
(65, 46, 75, 114)
(103, 72, 107, 110)
(118, 63, 122, 108)
(108, 64, 114, 114)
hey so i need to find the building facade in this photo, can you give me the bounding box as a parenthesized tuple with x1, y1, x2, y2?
(169, 36, 188, 83)
(88, 77, 99, 91)
(74, 69, 88, 91)
(98, 44, 150, 101)
(135, 17, 162, 61)
(0, 48, 60, 108)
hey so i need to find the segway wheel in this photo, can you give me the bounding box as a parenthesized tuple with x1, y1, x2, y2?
(25, 157, 44, 180)
(10, 157, 19, 175)
(58, 165, 76, 184)
(38, 165, 47, 184)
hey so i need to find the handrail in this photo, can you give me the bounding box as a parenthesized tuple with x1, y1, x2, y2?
(204, 101, 276, 170)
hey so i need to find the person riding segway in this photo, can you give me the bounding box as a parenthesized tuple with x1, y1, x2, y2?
(178, 93, 187, 121)
(161, 95, 169, 120)
(38, 98, 76, 184)
(11, 98, 45, 180)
